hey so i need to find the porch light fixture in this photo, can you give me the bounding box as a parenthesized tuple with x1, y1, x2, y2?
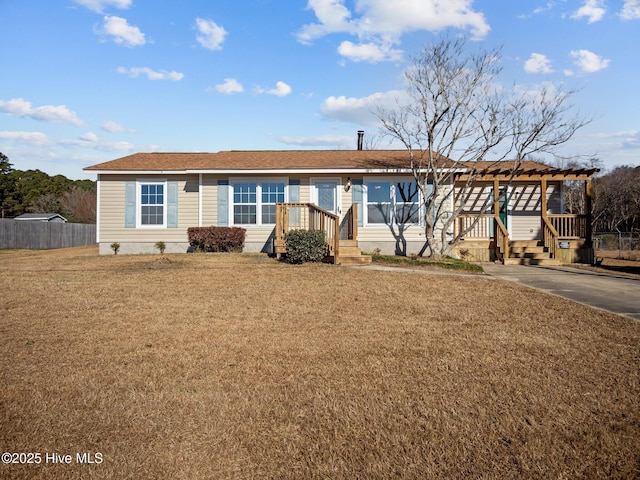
(344, 177, 352, 192)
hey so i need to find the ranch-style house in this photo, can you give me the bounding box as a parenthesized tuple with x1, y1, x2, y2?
(84, 148, 597, 265)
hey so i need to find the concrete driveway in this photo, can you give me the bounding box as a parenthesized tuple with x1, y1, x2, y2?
(482, 263, 640, 321)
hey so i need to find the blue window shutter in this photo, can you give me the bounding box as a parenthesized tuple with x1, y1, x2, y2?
(217, 180, 229, 226)
(289, 179, 300, 202)
(352, 179, 363, 227)
(125, 181, 136, 228)
(167, 181, 178, 228)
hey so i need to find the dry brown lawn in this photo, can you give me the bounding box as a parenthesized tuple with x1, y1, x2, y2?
(1, 247, 639, 479)
(572, 250, 640, 279)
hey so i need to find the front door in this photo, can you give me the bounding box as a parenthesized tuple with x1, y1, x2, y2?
(499, 187, 509, 230)
(489, 186, 510, 236)
(312, 178, 341, 216)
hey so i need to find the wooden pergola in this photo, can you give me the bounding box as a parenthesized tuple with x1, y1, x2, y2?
(455, 164, 599, 264)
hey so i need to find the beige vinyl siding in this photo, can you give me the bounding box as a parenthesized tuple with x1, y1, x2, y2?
(201, 175, 220, 227)
(457, 181, 562, 240)
(98, 172, 453, 253)
(547, 182, 562, 213)
(510, 183, 540, 240)
(300, 180, 311, 204)
(98, 174, 199, 243)
(509, 182, 561, 240)
(457, 183, 493, 213)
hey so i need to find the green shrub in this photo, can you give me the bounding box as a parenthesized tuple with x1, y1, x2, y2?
(110, 242, 120, 255)
(187, 227, 246, 252)
(284, 229, 327, 264)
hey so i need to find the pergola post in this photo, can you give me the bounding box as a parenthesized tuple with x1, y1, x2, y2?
(585, 178, 593, 247)
(541, 178, 548, 221)
(493, 179, 500, 222)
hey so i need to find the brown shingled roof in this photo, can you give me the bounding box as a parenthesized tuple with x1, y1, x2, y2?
(84, 151, 598, 178)
(84, 150, 423, 171)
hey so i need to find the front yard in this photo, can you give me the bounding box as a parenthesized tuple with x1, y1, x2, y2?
(1, 247, 638, 479)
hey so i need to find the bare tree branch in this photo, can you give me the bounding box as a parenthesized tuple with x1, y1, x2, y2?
(375, 37, 588, 257)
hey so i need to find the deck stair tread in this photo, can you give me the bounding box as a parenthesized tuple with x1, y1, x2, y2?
(504, 239, 560, 265)
(336, 239, 371, 265)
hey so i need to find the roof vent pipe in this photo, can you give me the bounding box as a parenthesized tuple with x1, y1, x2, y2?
(357, 130, 364, 151)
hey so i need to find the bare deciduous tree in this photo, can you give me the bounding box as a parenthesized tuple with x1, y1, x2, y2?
(376, 37, 589, 257)
(592, 166, 640, 233)
(561, 157, 602, 215)
(60, 186, 97, 223)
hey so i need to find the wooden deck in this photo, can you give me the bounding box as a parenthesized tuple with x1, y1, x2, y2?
(455, 213, 590, 265)
(275, 203, 371, 265)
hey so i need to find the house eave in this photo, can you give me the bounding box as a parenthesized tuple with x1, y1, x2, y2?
(87, 167, 468, 176)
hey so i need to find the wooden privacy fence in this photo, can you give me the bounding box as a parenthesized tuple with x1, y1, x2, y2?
(0, 219, 96, 249)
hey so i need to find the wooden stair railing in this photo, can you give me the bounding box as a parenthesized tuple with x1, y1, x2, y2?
(548, 214, 587, 239)
(494, 217, 509, 262)
(342, 204, 358, 241)
(275, 203, 341, 263)
(542, 217, 559, 260)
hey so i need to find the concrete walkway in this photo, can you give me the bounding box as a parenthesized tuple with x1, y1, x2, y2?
(481, 263, 640, 321)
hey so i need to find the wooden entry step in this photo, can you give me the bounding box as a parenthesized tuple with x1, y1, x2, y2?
(333, 239, 372, 265)
(504, 240, 560, 266)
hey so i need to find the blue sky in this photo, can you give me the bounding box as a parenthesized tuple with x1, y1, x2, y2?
(1, 0, 639, 179)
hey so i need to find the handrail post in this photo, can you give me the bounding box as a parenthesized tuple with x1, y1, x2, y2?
(333, 215, 340, 264)
(276, 202, 341, 263)
(351, 205, 358, 240)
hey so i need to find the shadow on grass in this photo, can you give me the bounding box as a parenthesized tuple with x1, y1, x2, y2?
(594, 264, 640, 276)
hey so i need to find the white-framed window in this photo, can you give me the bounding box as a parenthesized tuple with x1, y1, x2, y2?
(394, 181, 421, 224)
(364, 177, 421, 226)
(230, 178, 287, 226)
(138, 181, 166, 227)
(233, 182, 257, 225)
(261, 182, 286, 224)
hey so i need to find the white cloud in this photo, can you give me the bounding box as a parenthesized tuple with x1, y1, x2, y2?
(101, 120, 127, 132)
(297, 0, 490, 62)
(571, 0, 606, 23)
(213, 78, 244, 94)
(337, 41, 402, 63)
(0, 131, 50, 147)
(117, 67, 184, 81)
(98, 15, 146, 47)
(320, 90, 407, 125)
(59, 137, 137, 152)
(0, 98, 84, 126)
(94, 141, 137, 152)
(79, 132, 99, 142)
(195, 18, 228, 51)
(570, 49, 610, 72)
(73, 0, 132, 13)
(279, 134, 353, 148)
(524, 53, 553, 74)
(620, 0, 640, 19)
(267, 81, 292, 97)
(618, 130, 640, 149)
(297, 0, 355, 44)
(517, 2, 556, 19)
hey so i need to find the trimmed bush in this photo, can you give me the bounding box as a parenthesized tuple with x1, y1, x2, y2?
(187, 227, 246, 253)
(284, 229, 327, 264)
